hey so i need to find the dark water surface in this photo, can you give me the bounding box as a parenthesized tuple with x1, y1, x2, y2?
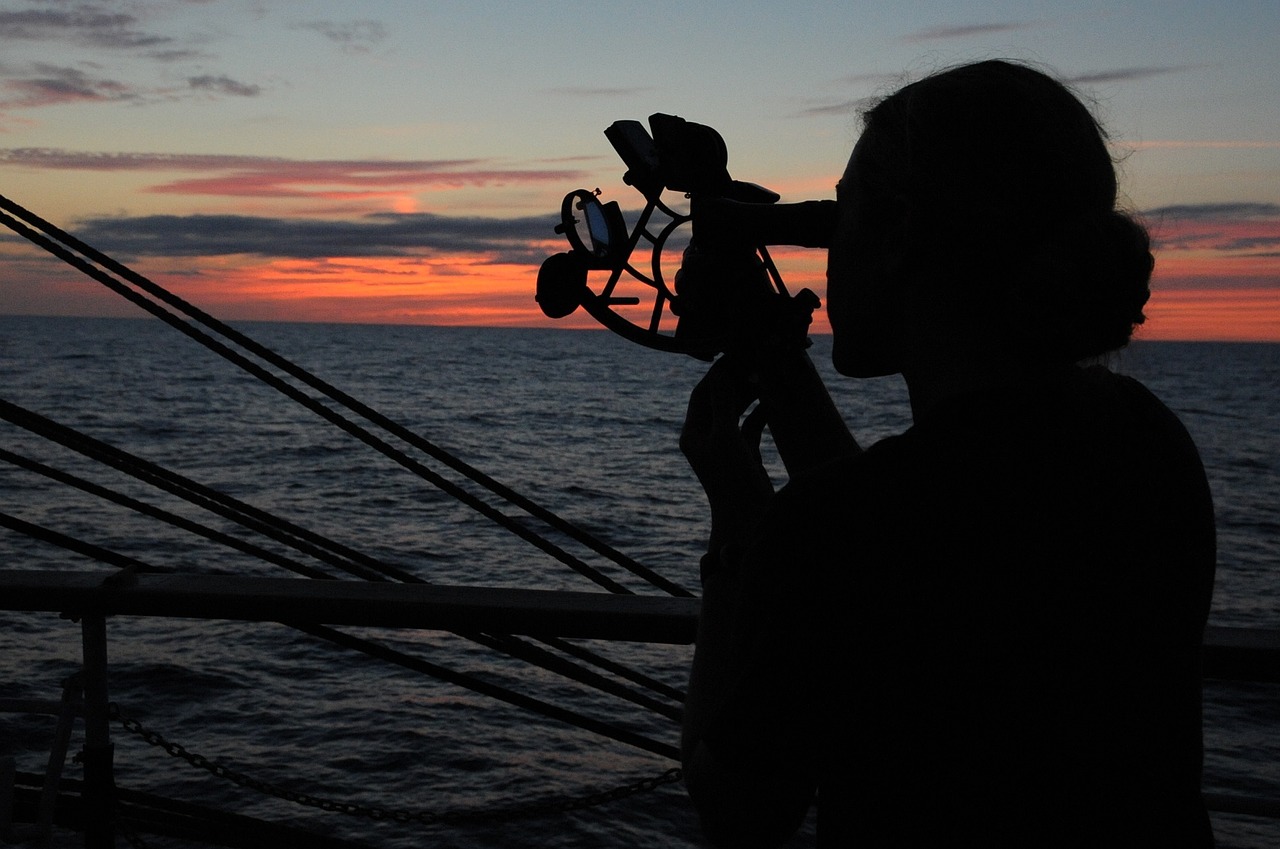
(1, 317, 1276, 847)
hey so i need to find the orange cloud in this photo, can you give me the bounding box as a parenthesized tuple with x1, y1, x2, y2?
(1149, 232, 1280, 339)
(1146, 203, 1280, 267)
(147, 162, 581, 200)
(1141, 288, 1280, 341)
(147, 255, 561, 327)
(4, 205, 1275, 342)
(1140, 203, 1280, 338)
(1154, 251, 1279, 286)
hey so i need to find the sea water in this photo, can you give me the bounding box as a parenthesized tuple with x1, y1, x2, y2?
(0, 316, 1276, 848)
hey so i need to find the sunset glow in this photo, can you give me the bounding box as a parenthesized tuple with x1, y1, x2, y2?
(0, 2, 1276, 342)
(1140, 288, 1280, 342)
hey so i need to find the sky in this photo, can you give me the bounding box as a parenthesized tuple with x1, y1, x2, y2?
(0, 0, 1277, 341)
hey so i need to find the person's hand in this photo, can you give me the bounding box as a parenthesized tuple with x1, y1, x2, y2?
(681, 356, 774, 551)
(751, 351, 860, 476)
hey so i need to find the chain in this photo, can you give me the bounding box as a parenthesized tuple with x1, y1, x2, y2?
(117, 817, 151, 849)
(110, 703, 683, 827)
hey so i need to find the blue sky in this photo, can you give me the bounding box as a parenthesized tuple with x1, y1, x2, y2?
(1, 0, 1277, 337)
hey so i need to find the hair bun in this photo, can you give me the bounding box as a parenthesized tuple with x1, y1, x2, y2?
(1106, 211, 1155, 317)
(1057, 210, 1153, 359)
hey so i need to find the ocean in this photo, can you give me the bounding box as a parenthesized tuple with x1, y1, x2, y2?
(0, 315, 1276, 848)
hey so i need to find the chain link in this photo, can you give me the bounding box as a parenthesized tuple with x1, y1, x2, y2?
(117, 816, 151, 849)
(110, 703, 683, 827)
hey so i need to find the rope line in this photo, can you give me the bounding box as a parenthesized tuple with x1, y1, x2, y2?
(0, 511, 157, 573)
(0, 194, 694, 757)
(0, 505, 678, 754)
(0, 193, 692, 598)
(0, 433, 685, 715)
(538, 635, 687, 704)
(1, 200, 696, 698)
(295, 624, 679, 760)
(0, 211, 634, 594)
(0, 397, 397, 582)
(0, 446, 336, 580)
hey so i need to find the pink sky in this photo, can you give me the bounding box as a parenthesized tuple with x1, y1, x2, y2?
(1, 3, 1277, 341)
(3, 173, 1275, 341)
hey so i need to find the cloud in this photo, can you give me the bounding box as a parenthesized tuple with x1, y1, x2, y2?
(788, 72, 899, 119)
(295, 19, 387, 53)
(1144, 202, 1280, 256)
(792, 98, 872, 119)
(147, 48, 209, 63)
(1, 65, 262, 111)
(0, 6, 245, 110)
(0, 5, 172, 50)
(1144, 202, 1280, 221)
(832, 72, 895, 87)
(1, 64, 138, 107)
(1064, 65, 1205, 85)
(1128, 140, 1280, 151)
(0, 147, 585, 199)
(1, 148, 269, 171)
(790, 63, 1207, 119)
(69, 210, 561, 264)
(902, 22, 1035, 42)
(188, 75, 261, 97)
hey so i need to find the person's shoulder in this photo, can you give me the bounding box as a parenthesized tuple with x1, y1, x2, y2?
(1073, 364, 1199, 447)
(1075, 362, 1157, 403)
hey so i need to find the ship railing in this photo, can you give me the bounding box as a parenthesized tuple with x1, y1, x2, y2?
(1, 569, 1277, 847)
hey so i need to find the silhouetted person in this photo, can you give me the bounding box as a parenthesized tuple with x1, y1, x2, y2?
(679, 60, 1216, 847)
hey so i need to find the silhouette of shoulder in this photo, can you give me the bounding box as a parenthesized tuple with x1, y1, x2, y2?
(718, 365, 1214, 846)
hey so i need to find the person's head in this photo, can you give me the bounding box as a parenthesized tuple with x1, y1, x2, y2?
(826, 59, 1153, 378)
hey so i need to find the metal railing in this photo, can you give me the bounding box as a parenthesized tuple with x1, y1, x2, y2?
(2, 568, 1277, 847)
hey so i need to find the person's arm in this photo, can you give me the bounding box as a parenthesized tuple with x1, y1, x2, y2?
(681, 555, 818, 848)
(679, 356, 775, 554)
(753, 349, 860, 477)
(681, 352, 858, 552)
(679, 357, 835, 846)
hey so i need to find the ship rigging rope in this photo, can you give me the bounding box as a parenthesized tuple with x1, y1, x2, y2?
(0, 445, 347, 580)
(0, 402, 686, 713)
(0, 507, 680, 756)
(0, 510, 156, 573)
(0, 202, 632, 594)
(0, 194, 692, 693)
(0, 193, 692, 599)
(0, 398, 429, 583)
(0, 195, 696, 722)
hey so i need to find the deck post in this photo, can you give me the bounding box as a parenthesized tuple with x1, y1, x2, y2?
(80, 614, 115, 849)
